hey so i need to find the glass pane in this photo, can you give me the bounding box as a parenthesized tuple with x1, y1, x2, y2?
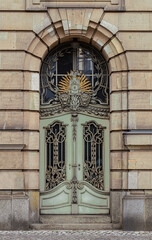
(76, 48, 92, 75)
(40, 42, 109, 106)
(58, 51, 73, 74)
(45, 122, 66, 190)
(83, 121, 104, 190)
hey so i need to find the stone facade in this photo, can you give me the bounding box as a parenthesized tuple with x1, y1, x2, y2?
(0, 0, 152, 231)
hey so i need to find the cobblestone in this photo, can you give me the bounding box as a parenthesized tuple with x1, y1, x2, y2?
(0, 231, 152, 240)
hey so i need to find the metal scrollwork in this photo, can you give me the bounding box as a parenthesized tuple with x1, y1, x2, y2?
(83, 162, 104, 190)
(40, 43, 109, 117)
(66, 177, 84, 204)
(71, 114, 78, 141)
(83, 121, 104, 190)
(58, 71, 92, 111)
(46, 163, 66, 190)
(40, 105, 109, 118)
(45, 121, 67, 190)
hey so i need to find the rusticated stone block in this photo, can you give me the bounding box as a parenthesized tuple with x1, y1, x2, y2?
(123, 196, 145, 230)
(24, 112, 39, 130)
(0, 111, 39, 130)
(125, 0, 152, 11)
(128, 170, 152, 189)
(0, 195, 12, 230)
(110, 73, 122, 92)
(128, 92, 152, 110)
(24, 132, 39, 150)
(38, 26, 59, 49)
(0, 12, 51, 34)
(0, 71, 23, 90)
(128, 171, 138, 189)
(145, 197, 152, 231)
(0, 111, 23, 130)
(0, 131, 39, 150)
(24, 92, 39, 111)
(0, 171, 24, 190)
(27, 37, 48, 59)
(0, 91, 23, 110)
(0, 192, 30, 230)
(111, 172, 122, 189)
(24, 72, 39, 91)
(0, 151, 23, 170)
(110, 92, 121, 111)
(117, 32, 152, 51)
(103, 12, 151, 31)
(28, 191, 39, 223)
(12, 194, 29, 230)
(0, 0, 25, 10)
(124, 133, 152, 147)
(24, 172, 39, 190)
(138, 171, 152, 189)
(0, 32, 35, 50)
(0, 51, 25, 70)
(0, 131, 23, 145)
(24, 53, 41, 71)
(110, 132, 123, 151)
(110, 152, 122, 169)
(127, 52, 152, 70)
(92, 31, 109, 50)
(128, 72, 152, 90)
(128, 151, 152, 169)
(108, 54, 127, 72)
(24, 152, 39, 170)
(90, 9, 104, 23)
(111, 191, 122, 223)
(110, 112, 122, 131)
(129, 111, 152, 130)
(0, 151, 39, 170)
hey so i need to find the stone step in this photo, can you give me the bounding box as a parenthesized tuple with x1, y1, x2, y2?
(30, 223, 121, 231)
(40, 215, 111, 224)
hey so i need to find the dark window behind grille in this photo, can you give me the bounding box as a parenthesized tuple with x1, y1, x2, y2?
(40, 42, 109, 106)
(83, 121, 104, 190)
(45, 122, 66, 190)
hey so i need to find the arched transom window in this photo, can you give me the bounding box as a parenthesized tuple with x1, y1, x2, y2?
(40, 42, 109, 117)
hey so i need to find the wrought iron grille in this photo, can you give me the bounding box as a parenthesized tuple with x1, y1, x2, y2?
(45, 121, 66, 190)
(83, 121, 104, 190)
(40, 42, 109, 109)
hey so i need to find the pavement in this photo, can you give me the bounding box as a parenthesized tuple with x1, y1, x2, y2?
(0, 231, 152, 240)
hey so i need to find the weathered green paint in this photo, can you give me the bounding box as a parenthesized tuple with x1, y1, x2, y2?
(40, 112, 109, 214)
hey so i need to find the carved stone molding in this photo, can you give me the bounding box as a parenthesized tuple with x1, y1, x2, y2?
(123, 131, 152, 150)
(0, 144, 26, 150)
(26, 0, 125, 11)
(40, 105, 109, 118)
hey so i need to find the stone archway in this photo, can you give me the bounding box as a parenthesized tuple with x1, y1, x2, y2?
(23, 9, 128, 227)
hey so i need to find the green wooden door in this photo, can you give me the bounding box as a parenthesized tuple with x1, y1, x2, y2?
(39, 42, 110, 214)
(40, 112, 109, 214)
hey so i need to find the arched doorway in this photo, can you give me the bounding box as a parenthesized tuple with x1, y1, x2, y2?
(40, 41, 110, 214)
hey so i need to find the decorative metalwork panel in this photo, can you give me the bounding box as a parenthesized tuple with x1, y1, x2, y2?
(83, 121, 104, 190)
(40, 42, 109, 116)
(59, 71, 92, 111)
(45, 121, 66, 190)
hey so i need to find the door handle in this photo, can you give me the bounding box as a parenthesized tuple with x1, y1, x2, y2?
(69, 164, 81, 170)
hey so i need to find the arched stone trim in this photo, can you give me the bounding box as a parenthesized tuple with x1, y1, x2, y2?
(23, 8, 128, 72)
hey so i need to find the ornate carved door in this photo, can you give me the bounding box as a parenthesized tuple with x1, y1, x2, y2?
(40, 42, 110, 214)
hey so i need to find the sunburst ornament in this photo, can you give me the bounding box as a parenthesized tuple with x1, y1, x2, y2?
(58, 70, 92, 94)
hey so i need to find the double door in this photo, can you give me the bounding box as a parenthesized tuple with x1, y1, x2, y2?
(40, 113, 109, 214)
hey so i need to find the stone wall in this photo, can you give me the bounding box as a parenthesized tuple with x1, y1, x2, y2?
(0, 0, 152, 230)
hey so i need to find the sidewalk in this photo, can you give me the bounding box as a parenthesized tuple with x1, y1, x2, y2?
(0, 230, 152, 240)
